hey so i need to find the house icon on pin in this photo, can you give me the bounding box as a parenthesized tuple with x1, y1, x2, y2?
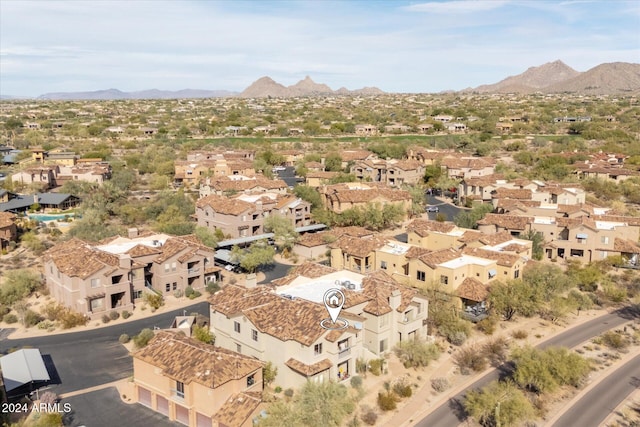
(328, 293, 340, 307)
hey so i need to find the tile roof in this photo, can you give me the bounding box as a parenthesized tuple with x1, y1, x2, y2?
(462, 247, 520, 267)
(407, 219, 456, 236)
(208, 285, 278, 317)
(207, 176, 288, 192)
(404, 246, 433, 259)
(612, 238, 640, 254)
(456, 277, 488, 302)
(492, 188, 533, 200)
(242, 297, 328, 346)
(440, 156, 495, 169)
(477, 214, 532, 230)
(0, 212, 16, 229)
(44, 238, 121, 279)
(285, 358, 332, 376)
(358, 271, 418, 316)
(417, 248, 462, 269)
(328, 235, 387, 257)
(212, 392, 262, 427)
(295, 226, 372, 248)
(331, 187, 412, 204)
(477, 231, 519, 246)
(134, 331, 263, 389)
(196, 194, 254, 215)
(340, 150, 376, 161)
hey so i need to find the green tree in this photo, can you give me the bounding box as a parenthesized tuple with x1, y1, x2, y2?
(511, 346, 591, 394)
(263, 361, 278, 386)
(192, 324, 215, 344)
(297, 381, 355, 427)
(324, 153, 343, 172)
(0, 269, 42, 306)
(487, 279, 538, 321)
(194, 226, 218, 248)
(518, 229, 544, 261)
(231, 242, 275, 273)
(294, 185, 323, 210)
(393, 339, 441, 368)
(454, 203, 493, 229)
(264, 215, 298, 251)
(464, 380, 534, 427)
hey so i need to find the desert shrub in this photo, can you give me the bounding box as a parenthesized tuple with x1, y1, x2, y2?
(144, 292, 164, 309)
(369, 359, 384, 376)
(274, 386, 282, 393)
(3, 313, 18, 324)
(600, 331, 629, 351)
(119, 334, 130, 344)
(356, 358, 368, 374)
(59, 309, 89, 329)
(206, 282, 220, 294)
(109, 310, 120, 321)
(392, 381, 412, 398)
(431, 377, 450, 393)
(393, 339, 440, 368)
(133, 328, 155, 348)
(453, 345, 488, 374)
(448, 331, 468, 346)
(377, 392, 398, 411)
(189, 290, 202, 299)
(24, 309, 44, 327)
(39, 391, 58, 406)
(0, 305, 10, 317)
(101, 314, 111, 324)
(482, 336, 510, 366)
(42, 302, 65, 321)
(263, 361, 278, 386)
(350, 375, 363, 389)
(476, 316, 497, 335)
(184, 286, 195, 298)
(512, 329, 528, 339)
(37, 320, 55, 330)
(173, 289, 184, 298)
(360, 407, 378, 425)
(122, 310, 131, 319)
(284, 388, 294, 398)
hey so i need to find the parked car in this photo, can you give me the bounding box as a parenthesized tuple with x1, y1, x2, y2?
(426, 206, 439, 212)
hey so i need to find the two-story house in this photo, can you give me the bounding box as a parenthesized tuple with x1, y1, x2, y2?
(319, 183, 412, 220)
(0, 211, 18, 250)
(44, 232, 219, 317)
(134, 331, 263, 427)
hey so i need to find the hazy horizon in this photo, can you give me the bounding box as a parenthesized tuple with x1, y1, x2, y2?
(1, 0, 639, 97)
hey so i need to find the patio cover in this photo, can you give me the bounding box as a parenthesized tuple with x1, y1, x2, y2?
(0, 349, 50, 392)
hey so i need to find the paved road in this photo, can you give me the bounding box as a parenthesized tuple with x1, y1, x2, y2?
(0, 302, 209, 395)
(258, 260, 292, 284)
(414, 307, 640, 427)
(425, 195, 462, 222)
(551, 353, 640, 427)
(62, 387, 180, 427)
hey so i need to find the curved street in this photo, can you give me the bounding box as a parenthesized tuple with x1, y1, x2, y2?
(551, 353, 640, 427)
(413, 306, 640, 427)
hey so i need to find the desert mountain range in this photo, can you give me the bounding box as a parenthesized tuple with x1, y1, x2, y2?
(7, 60, 639, 100)
(470, 60, 640, 95)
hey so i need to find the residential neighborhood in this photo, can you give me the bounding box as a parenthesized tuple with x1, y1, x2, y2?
(1, 61, 640, 427)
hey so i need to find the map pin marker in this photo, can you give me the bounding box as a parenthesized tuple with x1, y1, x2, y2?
(323, 288, 345, 324)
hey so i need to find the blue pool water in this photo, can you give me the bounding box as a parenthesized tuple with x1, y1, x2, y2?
(28, 213, 78, 222)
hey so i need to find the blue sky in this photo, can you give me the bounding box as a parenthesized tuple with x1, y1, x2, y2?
(1, 0, 639, 96)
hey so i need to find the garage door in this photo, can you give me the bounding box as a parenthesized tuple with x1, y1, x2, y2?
(196, 412, 211, 427)
(156, 395, 169, 416)
(176, 404, 190, 426)
(138, 387, 151, 408)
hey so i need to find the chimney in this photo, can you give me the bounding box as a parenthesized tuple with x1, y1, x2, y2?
(128, 228, 139, 238)
(33, 194, 39, 204)
(389, 289, 401, 310)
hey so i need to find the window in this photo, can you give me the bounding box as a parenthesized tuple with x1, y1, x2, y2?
(379, 314, 389, 327)
(236, 343, 242, 353)
(314, 343, 322, 355)
(165, 283, 170, 292)
(164, 263, 170, 273)
(416, 271, 426, 282)
(133, 290, 143, 299)
(171, 262, 177, 271)
(380, 261, 387, 270)
(601, 236, 609, 244)
(252, 329, 258, 341)
(379, 339, 388, 353)
(176, 381, 185, 398)
(172, 282, 177, 290)
(234, 321, 241, 333)
(91, 278, 100, 288)
(514, 270, 520, 279)
(247, 374, 255, 387)
(440, 275, 448, 285)
(90, 298, 103, 312)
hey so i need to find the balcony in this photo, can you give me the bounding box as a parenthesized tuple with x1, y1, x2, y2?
(170, 389, 185, 402)
(338, 347, 351, 359)
(187, 267, 200, 275)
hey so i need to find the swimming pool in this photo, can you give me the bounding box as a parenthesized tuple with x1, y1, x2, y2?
(28, 213, 79, 222)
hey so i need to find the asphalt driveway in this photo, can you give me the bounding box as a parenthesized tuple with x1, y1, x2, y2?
(62, 387, 180, 427)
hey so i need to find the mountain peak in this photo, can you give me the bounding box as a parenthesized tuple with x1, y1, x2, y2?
(239, 76, 383, 98)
